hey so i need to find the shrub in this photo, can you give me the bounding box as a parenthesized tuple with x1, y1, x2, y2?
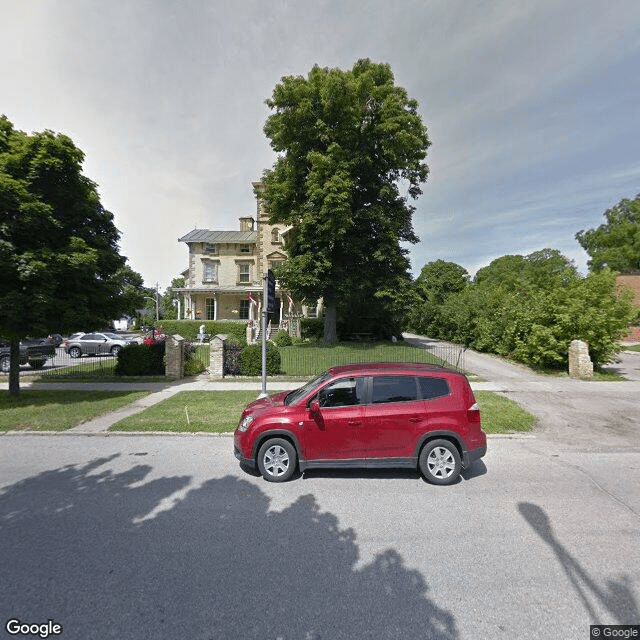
(301, 318, 324, 340)
(158, 320, 248, 345)
(115, 342, 165, 376)
(239, 343, 281, 375)
(273, 329, 293, 347)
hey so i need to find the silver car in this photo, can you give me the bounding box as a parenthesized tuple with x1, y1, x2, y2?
(64, 332, 137, 358)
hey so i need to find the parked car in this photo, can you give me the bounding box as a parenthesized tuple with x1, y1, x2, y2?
(0, 339, 56, 373)
(234, 362, 487, 484)
(45, 334, 64, 347)
(63, 332, 137, 358)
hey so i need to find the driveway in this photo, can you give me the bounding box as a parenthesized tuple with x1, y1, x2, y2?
(404, 334, 640, 450)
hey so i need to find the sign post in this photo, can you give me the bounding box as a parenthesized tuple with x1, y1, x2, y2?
(259, 270, 276, 398)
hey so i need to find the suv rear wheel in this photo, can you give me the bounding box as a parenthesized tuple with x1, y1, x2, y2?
(419, 439, 461, 485)
(0, 356, 10, 373)
(257, 438, 297, 482)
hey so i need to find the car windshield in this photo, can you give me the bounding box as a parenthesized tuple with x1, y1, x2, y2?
(284, 371, 331, 406)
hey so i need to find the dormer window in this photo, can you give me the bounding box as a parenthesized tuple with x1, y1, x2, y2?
(204, 243, 218, 254)
(239, 244, 251, 254)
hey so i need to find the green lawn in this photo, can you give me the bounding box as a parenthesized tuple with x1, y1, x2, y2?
(0, 390, 149, 431)
(474, 391, 535, 433)
(110, 389, 535, 434)
(279, 341, 452, 376)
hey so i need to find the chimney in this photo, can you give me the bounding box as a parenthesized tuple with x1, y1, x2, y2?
(239, 217, 254, 232)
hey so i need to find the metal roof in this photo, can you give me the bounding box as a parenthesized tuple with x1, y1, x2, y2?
(178, 229, 257, 244)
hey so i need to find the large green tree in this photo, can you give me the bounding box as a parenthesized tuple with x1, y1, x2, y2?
(260, 59, 430, 342)
(0, 116, 134, 394)
(576, 194, 640, 273)
(407, 260, 469, 337)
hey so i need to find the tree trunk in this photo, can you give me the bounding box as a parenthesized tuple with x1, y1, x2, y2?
(323, 298, 338, 344)
(9, 338, 20, 397)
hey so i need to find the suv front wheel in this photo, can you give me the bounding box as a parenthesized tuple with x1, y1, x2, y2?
(419, 439, 462, 485)
(257, 438, 297, 483)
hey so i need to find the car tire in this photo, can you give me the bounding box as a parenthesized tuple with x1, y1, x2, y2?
(0, 356, 10, 374)
(257, 438, 297, 483)
(68, 347, 82, 358)
(111, 345, 122, 356)
(419, 439, 462, 485)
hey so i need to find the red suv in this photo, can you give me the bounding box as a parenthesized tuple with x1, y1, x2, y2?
(234, 363, 487, 484)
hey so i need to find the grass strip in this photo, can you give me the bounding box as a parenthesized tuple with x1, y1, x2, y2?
(475, 391, 535, 433)
(0, 390, 149, 432)
(111, 389, 535, 434)
(111, 390, 260, 432)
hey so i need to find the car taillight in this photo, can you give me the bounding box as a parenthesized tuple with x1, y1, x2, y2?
(467, 402, 481, 423)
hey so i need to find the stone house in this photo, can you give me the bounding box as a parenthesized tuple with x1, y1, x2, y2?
(173, 182, 316, 326)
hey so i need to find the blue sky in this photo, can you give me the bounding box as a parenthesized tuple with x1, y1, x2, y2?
(2, 0, 639, 290)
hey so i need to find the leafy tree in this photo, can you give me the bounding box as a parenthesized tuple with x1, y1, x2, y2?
(407, 260, 469, 337)
(116, 265, 147, 317)
(576, 194, 640, 273)
(0, 116, 132, 394)
(260, 59, 430, 342)
(420, 249, 635, 368)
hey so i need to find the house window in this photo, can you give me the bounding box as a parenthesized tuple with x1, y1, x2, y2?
(271, 228, 280, 244)
(203, 262, 218, 283)
(238, 263, 250, 284)
(205, 298, 216, 320)
(239, 299, 250, 320)
(239, 244, 251, 254)
(204, 243, 218, 254)
(268, 258, 284, 270)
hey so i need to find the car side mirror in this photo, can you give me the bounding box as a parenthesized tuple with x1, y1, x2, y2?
(309, 400, 320, 415)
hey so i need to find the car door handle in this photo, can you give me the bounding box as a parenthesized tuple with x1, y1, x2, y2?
(409, 417, 423, 423)
(348, 420, 362, 426)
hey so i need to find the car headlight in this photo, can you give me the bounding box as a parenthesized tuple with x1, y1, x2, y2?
(238, 415, 254, 432)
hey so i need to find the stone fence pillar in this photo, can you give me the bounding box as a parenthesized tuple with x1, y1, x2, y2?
(568, 340, 593, 380)
(209, 334, 227, 378)
(165, 334, 185, 379)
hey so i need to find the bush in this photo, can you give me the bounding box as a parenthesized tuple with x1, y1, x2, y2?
(273, 329, 293, 347)
(115, 342, 165, 376)
(301, 318, 324, 340)
(239, 343, 281, 375)
(158, 320, 248, 345)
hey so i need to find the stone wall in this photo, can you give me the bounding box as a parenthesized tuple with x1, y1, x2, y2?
(209, 335, 226, 378)
(165, 334, 185, 379)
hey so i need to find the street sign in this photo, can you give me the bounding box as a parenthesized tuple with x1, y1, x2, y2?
(266, 270, 276, 313)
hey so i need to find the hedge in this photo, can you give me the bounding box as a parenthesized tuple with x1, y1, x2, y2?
(239, 343, 281, 375)
(156, 320, 248, 345)
(115, 342, 165, 376)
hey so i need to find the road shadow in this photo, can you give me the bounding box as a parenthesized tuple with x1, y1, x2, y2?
(1, 456, 459, 640)
(518, 502, 639, 625)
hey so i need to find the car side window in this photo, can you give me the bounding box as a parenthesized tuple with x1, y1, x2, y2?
(418, 377, 450, 400)
(82, 334, 99, 340)
(371, 376, 419, 404)
(318, 377, 365, 408)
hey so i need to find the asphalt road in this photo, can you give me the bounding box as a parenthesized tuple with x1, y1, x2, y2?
(0, 433, 638, 640)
